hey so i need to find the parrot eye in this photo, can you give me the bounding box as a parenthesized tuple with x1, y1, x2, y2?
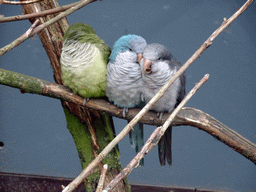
(158, 57, 161, 61)
(129, 48, 132, 51)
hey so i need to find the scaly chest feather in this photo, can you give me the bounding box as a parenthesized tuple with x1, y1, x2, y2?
(61, 41, 108, 98)
(106, 51, 143, 108)
(142, 67, 180, 112)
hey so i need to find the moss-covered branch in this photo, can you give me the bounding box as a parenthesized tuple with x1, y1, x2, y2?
(1, 67, 255, 165)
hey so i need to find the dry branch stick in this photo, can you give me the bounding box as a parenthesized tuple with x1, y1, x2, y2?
(61, 167, 99, 191)
(96, 164, 108, 192)
(104, 74, 209, 192)
(26, 19, 39, 36)
(3, 0, 42, 5)
(0, 2, 79, 23)
(0, 19, 39, 57)
(0, 0, 96, 56)
(161, 75, 209, 132)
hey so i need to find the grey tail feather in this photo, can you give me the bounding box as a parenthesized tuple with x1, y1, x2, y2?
(129, 129, 136, 148)
(158, 126, 172, 166)
(128, 121, 144, 166)
(109, 114, 120, 153)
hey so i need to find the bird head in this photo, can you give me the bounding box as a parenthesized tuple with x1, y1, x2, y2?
(63, 23, 96, 42)
(141, 43, 173, 74)
(109, 34, 147, 63)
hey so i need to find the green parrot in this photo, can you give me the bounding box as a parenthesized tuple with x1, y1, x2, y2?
(61, 23, 111, 98)
(60, 23, 123, 191)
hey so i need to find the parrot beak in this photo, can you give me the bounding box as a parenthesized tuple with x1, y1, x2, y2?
(137, 53, 143, 63)
(143, 59, 152, 74)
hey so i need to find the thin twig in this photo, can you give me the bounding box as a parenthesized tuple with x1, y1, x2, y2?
(61, 1, 253, 191)
(161, 74, 209, 132)
(0, 2, 79, 23)
(103, 74, 209, 192)
(0, 19, 39, 57)
(96, 164, 108, 192)
(0, 0, 97, 57)
(26, 19, 39, 36)
(3, 0, 42, 5)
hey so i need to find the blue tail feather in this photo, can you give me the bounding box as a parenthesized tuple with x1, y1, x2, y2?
(128, 121, 144, 166)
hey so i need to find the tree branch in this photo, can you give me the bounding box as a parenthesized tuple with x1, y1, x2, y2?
(0, 2, 79, 23)
(1, 68, 255, 165)
(96, 164, 108, 192)
(3, 0, 42, 5)
(0, 0, 96, 56)
(0, 19, 40, 57)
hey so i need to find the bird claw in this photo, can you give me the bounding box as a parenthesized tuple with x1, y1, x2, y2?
(135, 161, 140, 168)
(83, 98, 89, 106)
(129, 130, 136, 147)
(122, 108, 128, 118)
(141, 94, 145, 102)
(157, 112, 163, 120)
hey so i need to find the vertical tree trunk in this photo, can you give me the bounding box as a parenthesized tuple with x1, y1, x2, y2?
(22, 1, 129, 191)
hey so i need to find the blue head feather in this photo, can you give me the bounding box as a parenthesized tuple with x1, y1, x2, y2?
(109, 34, 147, 62)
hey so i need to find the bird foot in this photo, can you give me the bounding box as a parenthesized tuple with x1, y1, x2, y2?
(129, 131, 136, 148)
(157, 112, 164, 120)
(83, 98, 89, 106)
(141, 94, 145, 102)
(122, 108, 128, 118)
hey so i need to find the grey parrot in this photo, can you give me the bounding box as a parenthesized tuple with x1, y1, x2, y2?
(140, 43, 186, 166)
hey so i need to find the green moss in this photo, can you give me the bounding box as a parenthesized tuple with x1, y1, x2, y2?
(63, 107, 128, 191)
(63, 108, 96, 190)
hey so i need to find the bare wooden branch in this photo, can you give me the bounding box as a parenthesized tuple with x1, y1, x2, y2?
(4, 65, 256, 161)
(0, 0, 96, 56)
(26, 19, 39, 36)
(0, 2, 79, 23)
(161, 74, 209, 132)
(1, 66, 256, 190)
(3, 0, 42, 5)
(1, 63, 255, 162)
(0, 19, 39, 57)
(96, 164, 108, 192)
